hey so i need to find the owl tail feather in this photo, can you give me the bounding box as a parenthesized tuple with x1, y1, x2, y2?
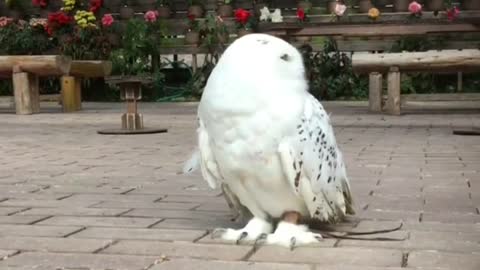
(182, 149, 200, 174)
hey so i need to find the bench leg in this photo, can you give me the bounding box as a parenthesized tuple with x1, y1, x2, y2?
(29, 74, 40, 113)
(61, 76, 82, 112)
(75, 78, 82, 110)
(61, 76, 77, 113)
(13, 72, 39, 115)
(369, 72, 383, 112)
(386, 67, 401, 115)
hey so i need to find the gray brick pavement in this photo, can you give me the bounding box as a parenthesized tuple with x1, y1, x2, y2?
(0, 102, 479, 269)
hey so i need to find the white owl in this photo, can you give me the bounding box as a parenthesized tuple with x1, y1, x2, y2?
(184, 34, 354, 248)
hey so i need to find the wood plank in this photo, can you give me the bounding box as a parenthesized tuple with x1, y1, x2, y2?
(282, 23, 480, 37)
(70, 61, 112, 78)
(352, 49, 480, 73)
(402, 93, 480, 102)
(0, 55, 71, 76)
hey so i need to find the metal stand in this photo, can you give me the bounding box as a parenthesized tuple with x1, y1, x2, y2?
(453, 127, 480, 136)
(98, 78, 167, 135)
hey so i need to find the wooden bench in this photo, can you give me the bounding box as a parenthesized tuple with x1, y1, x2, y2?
(352, 49, 480, 115)
(0, 56, 112, 114)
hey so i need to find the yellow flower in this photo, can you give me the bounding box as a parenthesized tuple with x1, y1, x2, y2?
(368, 8, 380, 20)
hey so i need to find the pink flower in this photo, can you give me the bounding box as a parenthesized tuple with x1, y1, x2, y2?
(334, 3, 347, 16)
(144, 10, 158, 22)
(0, 17, 13, 27)
(408, 1, 422, 15)
(446, 6, 460, 21)
(101, 14, 114, 27)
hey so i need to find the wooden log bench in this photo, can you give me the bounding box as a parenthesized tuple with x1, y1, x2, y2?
(0, 56, 112, 114)
(0, 55, 71, 115)
(352, 49, 480, 115)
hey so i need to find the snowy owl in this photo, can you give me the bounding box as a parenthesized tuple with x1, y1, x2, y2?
(184, 33, 354, 248)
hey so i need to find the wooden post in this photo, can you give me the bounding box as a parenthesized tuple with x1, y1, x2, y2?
(386, 67, 401, 115)
(74, 77, 82, 110)
(13, 71, 35, 115)
(29, 74, 40, 113)
(368, 72, 383, 112)
(192, 54, 197, 73)
(120, 82, 143, 130)
(457, 72, 463, 92)
(61, 76, 77, 113)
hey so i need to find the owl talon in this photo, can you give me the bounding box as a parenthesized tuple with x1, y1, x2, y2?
(236, 231, 248, 244)
(267, 221, 323, 248)
(253, 233, 268, 251)
(290, 237, 296, 250)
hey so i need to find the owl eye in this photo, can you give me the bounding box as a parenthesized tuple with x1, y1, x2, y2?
(280, 54, 291, 61)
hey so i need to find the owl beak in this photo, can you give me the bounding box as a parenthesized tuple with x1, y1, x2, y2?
(280, 54, 290, 61)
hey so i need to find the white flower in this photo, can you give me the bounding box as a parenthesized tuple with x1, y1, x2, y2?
(259, 6, 271, 21)
(334, 3, 347, 16)
(271, 9, 283, 23)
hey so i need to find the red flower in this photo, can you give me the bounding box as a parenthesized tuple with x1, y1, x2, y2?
(234, 9, 251, 25)
(32, 0, 48, 8)
(48, 11, 71, 25)
(46, 25, 54, 36)
(446, 6, 460, 21)
(89, 0, 102, 13)
(297, 8, 305, 21)
(187, 14, 196, 21)
(46, 11, 71, 35)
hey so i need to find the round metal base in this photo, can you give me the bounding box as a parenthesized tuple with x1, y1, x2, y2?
(97, 128, 168, 135)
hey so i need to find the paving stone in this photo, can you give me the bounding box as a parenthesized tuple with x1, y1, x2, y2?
(421, 212, 480, 223)
(0, 236, 112, 253)
(150, 258, 312, 270)
(160, 195, 223, 203)
(0, 215, 49, 225)
(64, 193, 163, 203)
(0, 199, 94, 208)
(71, 227, 207, 241)
(312, 267, 405, 270)
(355, 220, 480, 233)
(17, 207, 129, 216)
(0, 207, 26, 216)
(123, 209, 232, 219)
(250, 246, 403, 267)
(153, 218, 241, 230)
(0, 249, 17, 260)
(358, 209, 421, 222)
(102, 240, 252, 260)
(43, 185, 134, 194)
(0, 224, 82, 237)
(37, 216, 161, 228)
(408, 250, 480, 270)
(92, 201, 199, 210)
(0, 252, 160, 270)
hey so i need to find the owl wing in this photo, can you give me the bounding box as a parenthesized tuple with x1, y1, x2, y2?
(278, 95, 355, 223)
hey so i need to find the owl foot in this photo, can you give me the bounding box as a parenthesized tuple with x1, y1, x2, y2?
(211, 217, 273, 244)
(266, 221, 323, 250)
